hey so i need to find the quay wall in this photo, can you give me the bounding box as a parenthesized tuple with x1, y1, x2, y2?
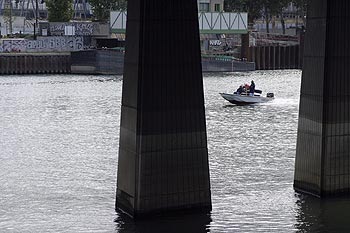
(0, 45, 302, 75)
(202, 55, 255, 72)
(71, 50, 124, 75)
(0, 53, 71, 75)
(248, 45, 302, 70)
(71, 50, 256, 74)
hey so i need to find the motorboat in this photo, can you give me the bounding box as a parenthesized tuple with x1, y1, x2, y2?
(220, 91, 274, 105)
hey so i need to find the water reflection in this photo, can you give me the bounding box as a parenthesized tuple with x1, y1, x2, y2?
(295, 194, 350, 232)
(115, 212, 212, 233)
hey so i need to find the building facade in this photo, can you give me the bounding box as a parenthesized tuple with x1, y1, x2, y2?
(198, 0, 224, 12)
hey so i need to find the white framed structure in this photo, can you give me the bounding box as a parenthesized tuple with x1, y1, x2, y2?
(110, 11, 248, 34)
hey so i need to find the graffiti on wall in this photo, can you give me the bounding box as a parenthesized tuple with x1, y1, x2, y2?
(27, 37, 84, 51)
(2, 40, 27, 53)
(50, 23, 95, 36)
(0, 37, 85, 53)
(75, 23, 94, 35)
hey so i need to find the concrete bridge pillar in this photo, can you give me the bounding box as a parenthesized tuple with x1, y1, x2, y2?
(294, 0, 350, 196)
(116, 0, 212, 217)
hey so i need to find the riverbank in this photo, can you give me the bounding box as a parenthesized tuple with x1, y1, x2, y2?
(0, 50, 256, 75)
(0, 48, 301, 75)
(0, 53, 71, 75)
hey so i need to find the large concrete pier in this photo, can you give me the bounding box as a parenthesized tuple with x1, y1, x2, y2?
(116, 0, 212, 217)
(0, 53, 71, 75)
(294, 0, 350, 197)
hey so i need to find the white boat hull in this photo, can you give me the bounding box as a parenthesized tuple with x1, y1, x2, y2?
(220, 93, 273, 105)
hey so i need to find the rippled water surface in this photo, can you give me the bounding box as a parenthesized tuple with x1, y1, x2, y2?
(1, 71, 350, 232)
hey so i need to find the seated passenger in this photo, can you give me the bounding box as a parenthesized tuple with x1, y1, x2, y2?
(236, 85, 244, 94)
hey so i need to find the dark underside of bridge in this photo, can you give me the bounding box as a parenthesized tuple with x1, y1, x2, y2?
(294, 0, 350, 197)
(116, 0, 212, 218)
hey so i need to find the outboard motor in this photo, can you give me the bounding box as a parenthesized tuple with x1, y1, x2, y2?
(266, 93, 274, 98)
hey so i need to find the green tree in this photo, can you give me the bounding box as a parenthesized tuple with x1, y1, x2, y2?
(114, 0, 127, 11)
(89, 0, 127, 22)
(3, 6, 14, 35)
(46, 0, 73, 22)
(292, 0, 307, 12)
(261, 0, 290, 33)
(224, 0, 264, 24)
(292, 0, 307, 27)
(276, 0, 292, 34)
(224, 0, 300, 33)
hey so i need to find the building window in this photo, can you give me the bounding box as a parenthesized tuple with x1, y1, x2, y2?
(199, 3, 210, 12)
(214, 4, 221, 12)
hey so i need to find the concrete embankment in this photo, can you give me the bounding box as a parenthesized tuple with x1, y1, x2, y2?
(248, 45, 302, 70)
(71, 50, 124, 75)
(0, 46, 301, 75)
(201, 55, 255, 72)
(0, 53, 71, 75)
(70, 50, 256, 74)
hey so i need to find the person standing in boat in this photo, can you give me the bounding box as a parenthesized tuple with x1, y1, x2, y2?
(249, 80, 255, 96)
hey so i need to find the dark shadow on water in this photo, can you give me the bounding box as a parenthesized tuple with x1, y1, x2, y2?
(89, 76, 122, 82)
(222, 104, 259, 108)
(295, 193, 350, 232)
(114, 211, 212, 233)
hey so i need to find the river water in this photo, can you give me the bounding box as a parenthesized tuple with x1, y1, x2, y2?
(1, 70, 350, 232)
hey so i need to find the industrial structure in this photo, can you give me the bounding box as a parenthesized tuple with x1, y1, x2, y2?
(0, 0, 90, 19)
(0, 0, 223, 21)
(0, 0, 91, 35)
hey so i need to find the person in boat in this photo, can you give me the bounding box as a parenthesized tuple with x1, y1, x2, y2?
(242, 83, 249, 95)
(236, 85, 244, 94)
(249, 80, 255, 96)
